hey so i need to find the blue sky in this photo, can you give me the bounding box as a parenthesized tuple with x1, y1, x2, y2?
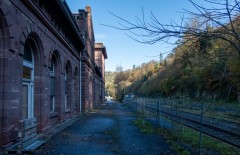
(66, 0, 198, 71)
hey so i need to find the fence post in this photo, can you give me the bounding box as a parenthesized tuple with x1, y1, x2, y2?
(143, 97, 146, 115)
(199, 101, 203, 155)
(136, 97, 138, 112)
(156, 98, 160, 127)
(130, 97, 132, 108)
(137, 97, 139, 112)
(159, 98, 162, 128)
(138, 97, 140, 112)
(171, 97, 173, 129)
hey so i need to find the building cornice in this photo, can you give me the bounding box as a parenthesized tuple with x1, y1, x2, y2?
(95, 43, 108, 59)
(19, 0, 85, 59)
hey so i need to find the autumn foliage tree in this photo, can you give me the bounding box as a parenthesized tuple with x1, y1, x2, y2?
(108, 36, 239, 101)
(104, 0, 240, 102)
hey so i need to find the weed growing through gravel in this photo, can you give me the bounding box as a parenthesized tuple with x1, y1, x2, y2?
(133, 118, 155, 134)
(133, 118, 188, 154)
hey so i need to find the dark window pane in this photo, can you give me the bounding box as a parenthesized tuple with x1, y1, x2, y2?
(23, 43, 32, 62)
(23, 66, 31, 79)
(50, 76, 55, 96)
(65, 81, 67, 94)
(50, 62, 55, 76)
(50, 96, 54, 111)
(50, 62, 54, 72)
(22, 85, 28, 119)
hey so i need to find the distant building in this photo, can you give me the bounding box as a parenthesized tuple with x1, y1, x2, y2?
(73, 6, 95, 112)
(73, 6, 108, 111)
(95, 43, 108, 104)
(0, 0, 107, 148)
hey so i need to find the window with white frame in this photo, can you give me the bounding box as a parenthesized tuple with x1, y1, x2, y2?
(22, 40, 34, 119)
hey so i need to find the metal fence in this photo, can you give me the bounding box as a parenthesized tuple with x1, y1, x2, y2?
(124, 96, 240, 154)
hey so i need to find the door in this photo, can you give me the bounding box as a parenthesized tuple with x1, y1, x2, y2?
(22, 39, 35, 119)
(22, 82, 34, 119)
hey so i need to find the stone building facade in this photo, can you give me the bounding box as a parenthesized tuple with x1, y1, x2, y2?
(0, 0, 107, 148)
(94, 43, 107, 104)
(73, 6, 107, 112)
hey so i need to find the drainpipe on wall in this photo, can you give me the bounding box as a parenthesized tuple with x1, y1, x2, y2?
(80, 48, 86, 113)
(80, 56, 82, 113)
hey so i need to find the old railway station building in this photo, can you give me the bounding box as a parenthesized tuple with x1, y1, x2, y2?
(0, 0, 107, 147)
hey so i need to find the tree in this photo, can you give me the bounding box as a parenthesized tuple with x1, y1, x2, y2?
(105, 0, 240, 56)
(114, 65, 131, 101)
(105, 71, 116, 97)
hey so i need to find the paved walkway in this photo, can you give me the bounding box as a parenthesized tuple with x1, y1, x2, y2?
(34, 101, 174, 155)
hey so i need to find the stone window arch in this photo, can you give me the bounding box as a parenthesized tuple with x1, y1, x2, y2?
(22, 37, 36, 119)
(21, 32, 43, 120)
(49, 51, 61, 115)
(65, 61, 72, 111)
(50, 57, 56, 112)
(74, 67, 79, 110)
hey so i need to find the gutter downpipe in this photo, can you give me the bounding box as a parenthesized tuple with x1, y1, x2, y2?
(80, 48, 86, 113)
(80, 53, 82, 113)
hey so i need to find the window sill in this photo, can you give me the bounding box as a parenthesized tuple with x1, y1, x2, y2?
(50, 111, 59, 118)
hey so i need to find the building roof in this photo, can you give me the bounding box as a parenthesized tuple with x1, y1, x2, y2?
(58, 0, 85, 49)
(95, 43, 108, 59)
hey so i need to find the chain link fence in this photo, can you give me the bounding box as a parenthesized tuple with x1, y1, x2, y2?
(124, 96, 240, 154)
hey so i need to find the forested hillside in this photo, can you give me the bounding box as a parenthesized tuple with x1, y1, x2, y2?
(107, 19, 240, 102)
(105, 71, 115, 97)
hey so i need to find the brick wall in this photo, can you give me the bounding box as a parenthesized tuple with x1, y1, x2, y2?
(76, 6, 97, 112)
(0, 0, 84, 147)
(95, 43, 107, 104)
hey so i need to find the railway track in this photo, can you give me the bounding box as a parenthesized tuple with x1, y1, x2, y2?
(125, 100, 240, 148)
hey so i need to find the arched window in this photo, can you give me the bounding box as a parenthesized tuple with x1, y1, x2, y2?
(50, 60, 55, 112)
(23, 39, 35, 119)
(65, 62, 72, 111)
(64, 68, 68, 110)
(74, 68, 79, 109)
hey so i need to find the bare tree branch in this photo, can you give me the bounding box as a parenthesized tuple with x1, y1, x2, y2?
(102, 0, 240, 55)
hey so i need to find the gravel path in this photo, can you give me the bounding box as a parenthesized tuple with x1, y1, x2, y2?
(34, 100, 174, 155)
